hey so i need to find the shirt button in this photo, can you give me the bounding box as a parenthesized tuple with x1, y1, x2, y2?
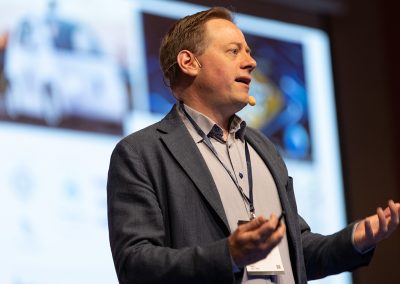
(239, 172, 243, 179)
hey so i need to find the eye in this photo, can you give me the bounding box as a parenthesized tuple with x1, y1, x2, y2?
(229, 48, 239, 55)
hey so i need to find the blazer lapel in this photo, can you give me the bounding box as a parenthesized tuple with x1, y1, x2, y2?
(157, 106, 230, 234)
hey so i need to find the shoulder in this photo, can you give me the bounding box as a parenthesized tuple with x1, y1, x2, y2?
(121, 121, 162, 147)
(245, 126, 280, 154)
(118, 105, 180, 149)
(112, 105, 186, 159)
(245, 126, 288, 179)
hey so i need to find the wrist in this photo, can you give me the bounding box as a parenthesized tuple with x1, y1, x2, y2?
(352, 222, 375, 254)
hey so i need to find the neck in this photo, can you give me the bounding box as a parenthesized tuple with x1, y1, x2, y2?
(176, 88, 237, 133)
(183, 100, 232, 132)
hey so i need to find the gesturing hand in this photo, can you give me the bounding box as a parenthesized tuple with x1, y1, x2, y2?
(354, 200, 400, 252)
(228, 214, 286, 268)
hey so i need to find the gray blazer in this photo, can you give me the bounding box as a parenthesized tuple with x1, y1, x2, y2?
(107, 105, 373, 284)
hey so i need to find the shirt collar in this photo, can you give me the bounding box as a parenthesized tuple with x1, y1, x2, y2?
(179, 102, 246, 143)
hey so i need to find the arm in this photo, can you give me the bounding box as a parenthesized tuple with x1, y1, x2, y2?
(300, 200, 400, 280)
(107, 140, 234, 284)
(299, 216, 374, 280)
(282, 180, 400, 281)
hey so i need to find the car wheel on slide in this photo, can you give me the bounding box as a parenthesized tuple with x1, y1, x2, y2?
(42, 83, 62, 126)
(4, 81, 18, 120)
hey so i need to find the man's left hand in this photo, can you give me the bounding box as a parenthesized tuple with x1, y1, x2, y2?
(354, 200, 400, 253)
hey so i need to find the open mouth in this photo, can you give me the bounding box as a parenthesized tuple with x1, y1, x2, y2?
(235, 76, 251, 86)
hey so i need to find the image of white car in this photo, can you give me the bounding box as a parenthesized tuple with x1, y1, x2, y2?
(4, 10, 128, 127)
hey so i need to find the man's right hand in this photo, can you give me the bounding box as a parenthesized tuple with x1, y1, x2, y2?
(228, 214, 286, 268)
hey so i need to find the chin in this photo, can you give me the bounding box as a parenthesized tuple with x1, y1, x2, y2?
(232, 99, 248, 113)
(236, 93, 250, 105)
(224, 92, 248, 113)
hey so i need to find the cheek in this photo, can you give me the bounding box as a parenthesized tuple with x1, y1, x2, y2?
(212, 68, 233, 85)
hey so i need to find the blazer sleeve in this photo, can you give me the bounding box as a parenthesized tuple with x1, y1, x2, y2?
(107, 139, 234, 284)
(299, 215, 374, 280)
(246, 127, 374, 281)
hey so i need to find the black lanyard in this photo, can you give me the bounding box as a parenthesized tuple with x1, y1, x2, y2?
(181, 104, 255, 220)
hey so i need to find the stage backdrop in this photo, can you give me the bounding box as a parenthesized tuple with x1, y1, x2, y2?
(0, 0, 349, 283)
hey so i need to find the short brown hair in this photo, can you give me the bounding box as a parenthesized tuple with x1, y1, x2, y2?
(159, 7, 233, 89)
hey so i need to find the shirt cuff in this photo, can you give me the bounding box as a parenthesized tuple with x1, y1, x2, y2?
(230, 254, 241, 273)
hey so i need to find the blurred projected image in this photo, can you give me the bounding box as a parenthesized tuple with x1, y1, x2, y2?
(0, 0, 346, 283)
(142, 13, 176, 114)
(239, 35, 310, 160)
(0, 0, 131, 135)
(142, 12, 311, 160)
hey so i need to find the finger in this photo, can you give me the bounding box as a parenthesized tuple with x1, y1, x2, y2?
(248, 214, 280, 242)
(383, 201, 400, 217)
(388, 200, 399, 228)
(365, 218, 374, 240)
(259, 223, 286, 251)
(274, 222, 286, 237)
(377, 207, 388, 235)
(239, 216, 267, 232)
(267, 213, 279, 229)
(383, 201, 393, 218)
(389, 200, 398, 217)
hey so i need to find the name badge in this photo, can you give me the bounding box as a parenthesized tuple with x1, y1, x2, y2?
(246, 246, 285, 275)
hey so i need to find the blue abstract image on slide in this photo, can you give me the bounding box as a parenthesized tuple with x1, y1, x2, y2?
(142, 12, 312, 160)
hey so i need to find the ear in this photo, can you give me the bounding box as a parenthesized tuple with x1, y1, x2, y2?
(176, 50, 201, 77)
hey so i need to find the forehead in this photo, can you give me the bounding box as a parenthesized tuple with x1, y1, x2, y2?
(203, 18, 248, 46)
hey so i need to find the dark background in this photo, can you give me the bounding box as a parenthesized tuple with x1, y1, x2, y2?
(183, 0, 400, 283)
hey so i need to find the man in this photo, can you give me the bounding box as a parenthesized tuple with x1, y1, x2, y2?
(107, 7, 400, 284)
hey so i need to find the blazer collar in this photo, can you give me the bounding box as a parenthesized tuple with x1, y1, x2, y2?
(244, 130, 293, 219)
(156, 105, 231, 234)
(244, 131, 288, 189)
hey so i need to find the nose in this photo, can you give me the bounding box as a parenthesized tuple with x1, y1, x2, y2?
(242, 53, 257, 73)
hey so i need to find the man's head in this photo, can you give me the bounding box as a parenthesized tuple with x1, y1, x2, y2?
(160, 7, 256, 119)
(159, 7, 233, 90)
